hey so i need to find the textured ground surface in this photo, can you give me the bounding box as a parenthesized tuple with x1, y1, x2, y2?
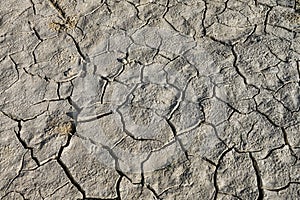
(1, 0, 300, 199)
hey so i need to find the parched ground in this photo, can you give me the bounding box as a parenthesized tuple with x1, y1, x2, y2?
(1, 0, 300, 199)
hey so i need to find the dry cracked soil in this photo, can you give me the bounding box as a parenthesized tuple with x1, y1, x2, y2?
(1, 0, 300, 199)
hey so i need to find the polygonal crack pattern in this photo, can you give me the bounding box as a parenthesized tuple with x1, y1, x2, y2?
(1, 0, 300, 199)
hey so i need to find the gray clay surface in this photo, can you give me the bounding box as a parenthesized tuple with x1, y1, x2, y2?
(1, 0, 300, 199)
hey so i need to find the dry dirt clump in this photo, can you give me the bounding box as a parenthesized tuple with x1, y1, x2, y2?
(45, 112, 75, 136)
(49, 16, 78, 32)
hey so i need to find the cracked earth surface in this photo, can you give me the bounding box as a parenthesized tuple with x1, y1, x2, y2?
(1, 0, 300, 199)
